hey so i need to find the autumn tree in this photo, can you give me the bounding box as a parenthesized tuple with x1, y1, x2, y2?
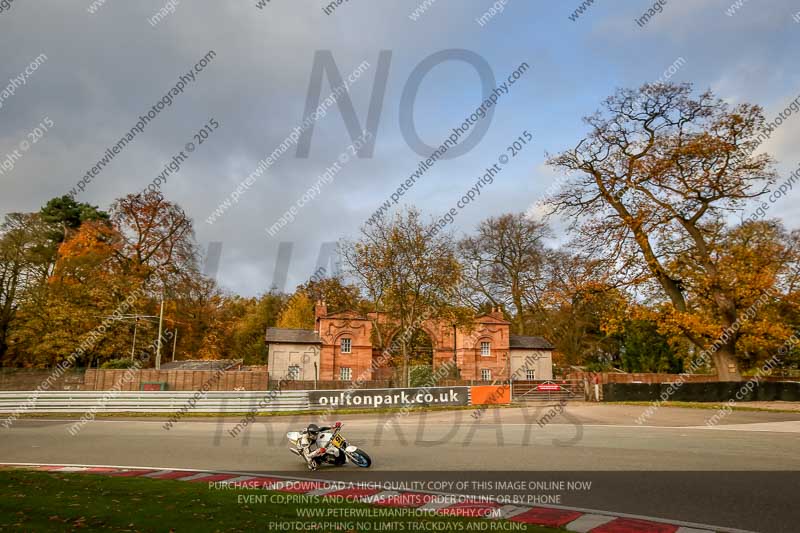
(231, 291, 285, 364)
(0, 213, 58, 363)
(9, 220, 129, 367)
(700, 220, 799, 371)
(109, 192, 201, 367)
(110, 191, 198, 285)
(772, 228, 800, 371)
(344, 208, 463, 386)
(9, 192, 211, 368)
(297, 276, 361, 315)
(1, 192, 246, 368)
(277, 291, 315, 329)
(547, 83, 778, 380)
(539, 251, 630, 368)
(459, 213, 551, 334)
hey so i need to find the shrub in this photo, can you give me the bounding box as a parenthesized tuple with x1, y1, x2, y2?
(409, 365, 434, 387)
(100, 358, 135, 369)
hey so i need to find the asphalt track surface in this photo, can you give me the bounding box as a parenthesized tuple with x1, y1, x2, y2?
(2, 404, 799, 532)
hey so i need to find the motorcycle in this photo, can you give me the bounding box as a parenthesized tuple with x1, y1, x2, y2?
(287, 421, 372, 470)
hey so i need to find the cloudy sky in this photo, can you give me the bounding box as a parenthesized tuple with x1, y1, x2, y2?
(1, 0, 799, 296)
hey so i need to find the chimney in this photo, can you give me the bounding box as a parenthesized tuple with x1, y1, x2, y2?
(314, 300, 327, 332)
(491, 305, 504, 320)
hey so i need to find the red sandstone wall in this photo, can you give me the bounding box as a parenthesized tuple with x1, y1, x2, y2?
(82, 369, 268, 391)
(318, 313, 374, 381)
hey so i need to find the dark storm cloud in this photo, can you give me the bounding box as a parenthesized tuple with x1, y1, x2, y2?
(1, 0, 798, 295)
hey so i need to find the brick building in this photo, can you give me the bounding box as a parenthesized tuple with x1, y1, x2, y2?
(266, 301, 553, 382)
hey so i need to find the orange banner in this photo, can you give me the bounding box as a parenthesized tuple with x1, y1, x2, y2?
(470, 384, 511, 405)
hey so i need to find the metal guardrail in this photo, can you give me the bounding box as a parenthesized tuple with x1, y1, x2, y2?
(0, 391, 310, 413)
(0, 385, 486, 414)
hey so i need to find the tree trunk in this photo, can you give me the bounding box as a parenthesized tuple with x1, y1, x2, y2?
(0, 327, 7, 365)
(0, 314, 10, 363)
(512, 293, 525, 335)
(711, 348, 742, 381)
(401, 342, 408, 387)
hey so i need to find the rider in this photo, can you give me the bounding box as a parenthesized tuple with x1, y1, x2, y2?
(299, 423, 332, 469)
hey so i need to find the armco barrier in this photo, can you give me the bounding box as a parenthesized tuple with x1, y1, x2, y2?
(0, 386, 487, 414)
(0, 391, 310, 414)
(602, 381, 800, 402)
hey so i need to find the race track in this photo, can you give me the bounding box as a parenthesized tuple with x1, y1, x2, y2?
(2, 404, 799, 532)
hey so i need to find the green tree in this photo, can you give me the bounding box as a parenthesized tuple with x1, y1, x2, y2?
(621, 320, 683, 373)
(40, 195, 109, 245)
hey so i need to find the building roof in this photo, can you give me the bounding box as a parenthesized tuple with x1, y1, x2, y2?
(160, 359, 243, 371)
(475, 314, 512, 325)
(323, 310, 369, 320)
(509, 335, 554, 350)
(265, 327, 321, 344)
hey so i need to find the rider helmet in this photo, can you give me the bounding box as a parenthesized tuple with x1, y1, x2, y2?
(306, 423, 321, 436)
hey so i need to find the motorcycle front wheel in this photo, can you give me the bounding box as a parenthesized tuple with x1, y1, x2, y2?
(347, 449, 372, 468)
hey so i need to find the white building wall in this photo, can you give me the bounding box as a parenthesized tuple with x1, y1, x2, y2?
(509, 349, 553, 380)
(267, 344, 320, 380)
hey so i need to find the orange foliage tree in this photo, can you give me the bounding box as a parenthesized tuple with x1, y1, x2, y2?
(547, 83, 781, 379)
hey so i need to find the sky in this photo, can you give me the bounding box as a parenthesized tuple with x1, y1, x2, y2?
(1, 0, 799, 297)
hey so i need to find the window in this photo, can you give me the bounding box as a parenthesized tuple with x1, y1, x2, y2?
(341, 338, 352, 354)
(526, 369, 535, 381)
(287, 365, 300, 380)
(481, 369, 491, 381)
(340, 367, 352, 381)
(480, 341, 491, 357)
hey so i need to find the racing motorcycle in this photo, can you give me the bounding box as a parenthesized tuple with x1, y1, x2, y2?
(287, 421, 372, 470)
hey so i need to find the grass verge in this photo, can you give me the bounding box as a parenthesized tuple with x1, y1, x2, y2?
(609, 401, 800, 413)
(0, 469, 558, 532)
